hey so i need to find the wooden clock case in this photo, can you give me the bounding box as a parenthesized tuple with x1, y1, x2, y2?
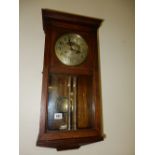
(37, 9, 104, 150)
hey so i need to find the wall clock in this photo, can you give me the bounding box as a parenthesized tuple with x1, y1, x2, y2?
(37, 9, 104, 150)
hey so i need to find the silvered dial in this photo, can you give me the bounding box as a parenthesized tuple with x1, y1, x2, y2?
(55, 33, 88, 66)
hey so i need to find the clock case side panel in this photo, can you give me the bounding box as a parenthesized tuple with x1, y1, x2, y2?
(37, 32, 52, 138)
(92, 31, 104, 137)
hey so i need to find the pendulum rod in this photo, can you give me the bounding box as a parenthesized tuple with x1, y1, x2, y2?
(67, 76, 71, 130)
(73, 76, 77, 130)
(67, 75, 77, 130)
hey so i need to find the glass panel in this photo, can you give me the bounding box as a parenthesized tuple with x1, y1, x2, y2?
(77, 76, 93, 129)
(47, 74, 93, 131)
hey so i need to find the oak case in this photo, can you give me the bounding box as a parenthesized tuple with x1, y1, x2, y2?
(37, 9, 104, 150)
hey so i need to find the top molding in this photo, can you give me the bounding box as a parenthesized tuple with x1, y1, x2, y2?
(42, 9, 103, 31)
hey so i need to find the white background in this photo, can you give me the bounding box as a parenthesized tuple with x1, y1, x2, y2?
(0, 0, 155, 155)
(20, 0, 134, 154)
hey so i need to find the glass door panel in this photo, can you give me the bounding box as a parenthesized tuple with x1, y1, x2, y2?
(47, 74, 93, 131)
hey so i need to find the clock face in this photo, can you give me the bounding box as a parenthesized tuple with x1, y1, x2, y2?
(55, 33, 88, 66)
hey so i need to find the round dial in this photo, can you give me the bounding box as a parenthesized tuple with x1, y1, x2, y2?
(55, 33, 88, 66)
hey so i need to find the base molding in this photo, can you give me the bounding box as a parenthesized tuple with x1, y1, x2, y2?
(37, 136, 104, 151)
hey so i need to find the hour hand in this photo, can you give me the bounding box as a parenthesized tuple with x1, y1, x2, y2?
(68, 36, 72, 47)
(75, 50, 81, 54)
